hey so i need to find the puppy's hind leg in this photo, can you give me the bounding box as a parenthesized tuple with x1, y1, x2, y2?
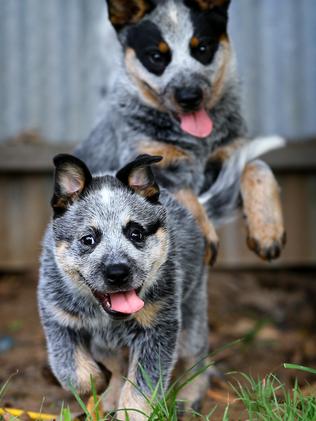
(241, 160, 286, 261)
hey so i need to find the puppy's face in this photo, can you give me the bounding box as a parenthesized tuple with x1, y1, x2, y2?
(51, 154, 168, 319)
(108, 0, 232, 138)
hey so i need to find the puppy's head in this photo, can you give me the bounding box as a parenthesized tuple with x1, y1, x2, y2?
(107, 0, 233, 138)
(51, 154, 168, 320)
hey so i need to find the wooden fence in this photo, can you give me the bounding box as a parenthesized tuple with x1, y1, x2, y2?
(0, 138, 315, 271)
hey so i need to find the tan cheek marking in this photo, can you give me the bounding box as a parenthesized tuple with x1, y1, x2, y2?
(159, 41, 170, 54)
(55, 241, 83, 284)
(134, 302, 162, 328)
(125, 48, 162, 110)
(207, 37, 231, 109)
(75, 347, 107, 394)
(138, 140, 191, 168)
(154, 227, 169, 267)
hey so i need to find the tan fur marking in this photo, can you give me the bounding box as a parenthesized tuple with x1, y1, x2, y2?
(207, 37, 231, 109)
(194, 0, 229, 10)
(138, 140, 191, 168)
(134, 302, 162, 328)
(109, 0, 152, 27)
(75, 348, 106, 394)
(119, 357, 150, 421)
(125, 48, 162, 110)
(241, 161, 286, 261)
(142, 227, 169, 291)
(208, 138, 247, 163)
(175, 189, 219, 264)
(159, 41, 170, 54)
(191, 36, 200, 48)
(101, 352, 126, 412)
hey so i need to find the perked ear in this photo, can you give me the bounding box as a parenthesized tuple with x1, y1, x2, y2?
(116, 155, 162, 203)
(185, 0, 231, 11)
(106, 0, 155, 31)
(51, 154, 92, 216)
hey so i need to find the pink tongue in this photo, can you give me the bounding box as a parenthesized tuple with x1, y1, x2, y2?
(110, 290, 144, 314)
(180, 108, 213, 138)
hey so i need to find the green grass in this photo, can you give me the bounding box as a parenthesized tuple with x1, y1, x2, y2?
(1, 357, 316, 420)
(229, 372, 316, 421)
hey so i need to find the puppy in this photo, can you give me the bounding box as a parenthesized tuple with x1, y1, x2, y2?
(38, 154, 211, 419)
(76, 0, 286, 263)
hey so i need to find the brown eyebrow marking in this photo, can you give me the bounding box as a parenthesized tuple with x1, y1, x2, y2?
(190, 36, 200, 48)
(158, 41, 170, 53)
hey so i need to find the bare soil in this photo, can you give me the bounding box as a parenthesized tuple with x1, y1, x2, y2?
(0, 269, 316, 420)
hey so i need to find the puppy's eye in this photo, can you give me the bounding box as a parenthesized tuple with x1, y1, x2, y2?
(80, 235, 96, 247)
(129, 229, 144, 243)
(147, 50, 164, 64)
(190, 39, 219, 65)
(197, 43, 210, 54)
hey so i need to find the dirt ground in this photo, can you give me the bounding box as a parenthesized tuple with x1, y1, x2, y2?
(1, 269, 316, 420)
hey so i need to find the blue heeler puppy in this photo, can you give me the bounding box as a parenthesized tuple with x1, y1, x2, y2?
(76, 0, 286, 265)
(38, 154, 210, 419)
(38, 139, 282, 419)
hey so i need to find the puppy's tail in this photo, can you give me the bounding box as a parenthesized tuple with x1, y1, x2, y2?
(198, 136, 287, 226)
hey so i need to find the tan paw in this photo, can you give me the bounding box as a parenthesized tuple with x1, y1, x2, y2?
(247, 231, 287, 261)
(241, 160, 286, 262)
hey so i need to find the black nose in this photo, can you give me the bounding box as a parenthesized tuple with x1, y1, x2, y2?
(174, 87, 203, 110)
(105, 264, 130, 285)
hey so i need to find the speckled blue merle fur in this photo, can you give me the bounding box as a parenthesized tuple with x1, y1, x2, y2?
(38, 154, 210, 418)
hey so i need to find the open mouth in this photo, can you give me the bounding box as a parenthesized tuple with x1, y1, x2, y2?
(178, 108, 213, 138)
(94, 288, 144, 319)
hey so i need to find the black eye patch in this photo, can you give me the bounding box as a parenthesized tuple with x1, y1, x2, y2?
(126, 21, 172, 76)
(188, 8, 229, 65)
(123, 219, 162, 248)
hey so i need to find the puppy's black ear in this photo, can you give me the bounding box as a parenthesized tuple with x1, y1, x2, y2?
(184, 0, 231, 11)
(116, 155, 162, 203)
(51, 154, 92, 216)
(106, 0, 155, 31)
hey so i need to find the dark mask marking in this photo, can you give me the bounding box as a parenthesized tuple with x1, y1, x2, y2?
(185, 3, 229, 65)
(127, 21, 172, 76)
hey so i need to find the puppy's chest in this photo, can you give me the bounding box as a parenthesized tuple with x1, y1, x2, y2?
(84, 311, 142, 350)
(124, 138, 208, 193)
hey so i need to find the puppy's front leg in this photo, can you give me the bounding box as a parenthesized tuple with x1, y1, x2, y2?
(176, 189, 219, 265)
(241, 160, 286, 261)
(118, 318, 180, 420)
(42, 318, 108, 395)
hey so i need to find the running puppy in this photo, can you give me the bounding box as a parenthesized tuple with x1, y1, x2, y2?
(76, 0, 286, 263)
(38, 154, 210, 419)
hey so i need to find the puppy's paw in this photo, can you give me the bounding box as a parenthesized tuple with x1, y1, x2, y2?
(247, 230, 287, 262)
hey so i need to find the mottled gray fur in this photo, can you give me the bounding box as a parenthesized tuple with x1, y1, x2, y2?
(38, 155, 210, 417)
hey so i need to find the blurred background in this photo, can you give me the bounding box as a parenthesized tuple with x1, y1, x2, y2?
(0, 0, 316, 417)
(1, 0, 316, 270)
